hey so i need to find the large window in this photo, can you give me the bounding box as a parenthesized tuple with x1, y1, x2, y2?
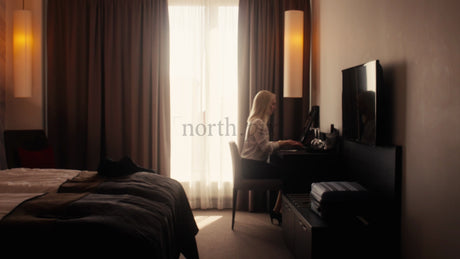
(169, 0, 238, 209)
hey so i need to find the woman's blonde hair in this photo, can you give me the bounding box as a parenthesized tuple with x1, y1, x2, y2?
(247, 90, 276, 124)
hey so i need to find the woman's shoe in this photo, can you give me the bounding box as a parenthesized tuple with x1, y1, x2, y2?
(270, 211, 282, 226)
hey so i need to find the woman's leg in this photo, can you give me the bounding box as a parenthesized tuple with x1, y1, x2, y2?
(273, 190, 282, 213)
(241, 159, 283, 224)
(270, 190, 283, 225)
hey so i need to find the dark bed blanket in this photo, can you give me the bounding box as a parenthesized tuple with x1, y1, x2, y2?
(0, 172, 198, 259)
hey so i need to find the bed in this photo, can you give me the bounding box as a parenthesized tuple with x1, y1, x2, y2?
(0, 168, 199, 258)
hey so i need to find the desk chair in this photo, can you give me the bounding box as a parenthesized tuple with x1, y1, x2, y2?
(229, 141, 283, 230)
(4, 130, 55, 169)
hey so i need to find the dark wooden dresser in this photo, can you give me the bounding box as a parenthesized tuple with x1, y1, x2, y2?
(282, 193, 370, 259)
(280, 140, 402, 259)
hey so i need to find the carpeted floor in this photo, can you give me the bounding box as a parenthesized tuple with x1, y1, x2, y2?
(181, 209, 294, 259)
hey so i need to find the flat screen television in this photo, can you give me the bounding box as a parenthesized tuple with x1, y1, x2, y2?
(342, 60, 389, 145)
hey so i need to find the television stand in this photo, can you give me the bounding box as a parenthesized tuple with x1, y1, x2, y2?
(281, 140, 402, 259)
(282, 193, 370, 259)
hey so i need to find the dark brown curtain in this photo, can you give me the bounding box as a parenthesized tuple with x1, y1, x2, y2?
(237, 0, 311, 147)
(47, 0, 170, 176)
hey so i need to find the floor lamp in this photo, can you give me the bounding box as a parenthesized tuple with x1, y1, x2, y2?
(283, 10, 304, 139)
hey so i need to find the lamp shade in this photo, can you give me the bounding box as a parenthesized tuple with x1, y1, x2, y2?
(13, 10, 33, 98)
(283, 10, 303, 98)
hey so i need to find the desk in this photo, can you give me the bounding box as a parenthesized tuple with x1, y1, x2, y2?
(270, 150, 341, 193)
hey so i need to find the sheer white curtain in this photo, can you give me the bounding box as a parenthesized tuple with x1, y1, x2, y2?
(169, 0, 238, 209)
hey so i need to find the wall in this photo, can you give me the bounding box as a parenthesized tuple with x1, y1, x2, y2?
(311, 0, 460, 258)
(5, 0, 44, 130)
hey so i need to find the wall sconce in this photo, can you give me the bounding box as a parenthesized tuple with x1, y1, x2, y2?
(283, 10, 304, 98)
(13, 5, 33, 98)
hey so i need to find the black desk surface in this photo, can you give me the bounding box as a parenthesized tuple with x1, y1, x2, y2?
(274, 149, 339, 156)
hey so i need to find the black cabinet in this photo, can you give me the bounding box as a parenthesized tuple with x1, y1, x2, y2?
(282, 194, 370, 259)
(282, 194, 326, 259)
(279, 141, 402, 259)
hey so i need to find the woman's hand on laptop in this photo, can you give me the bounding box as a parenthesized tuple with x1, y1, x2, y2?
(278, 140, 304, 149)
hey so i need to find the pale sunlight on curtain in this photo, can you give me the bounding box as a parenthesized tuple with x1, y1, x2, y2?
(169, 0, 238, 209)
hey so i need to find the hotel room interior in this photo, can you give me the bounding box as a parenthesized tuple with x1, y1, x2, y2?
(0, 0, 459, 258)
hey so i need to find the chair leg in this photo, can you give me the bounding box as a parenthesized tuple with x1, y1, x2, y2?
(232, 189, 237, 230)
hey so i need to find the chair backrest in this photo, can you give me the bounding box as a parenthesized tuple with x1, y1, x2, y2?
(229, 141, 243, 185)
(4, 130, 52, 168)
